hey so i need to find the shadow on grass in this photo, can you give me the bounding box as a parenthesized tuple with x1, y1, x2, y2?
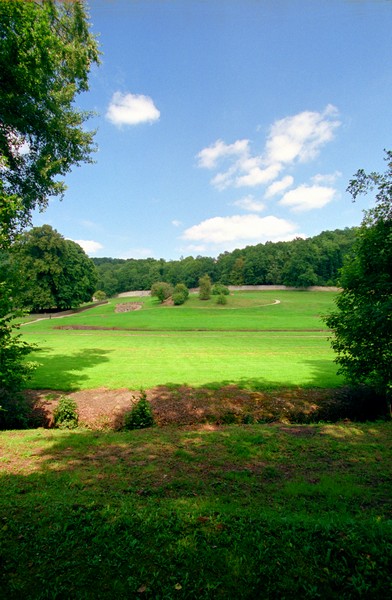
(154, 359, 387, 424)
(30, 347, 112, 392)
(0, 423, 391, 599)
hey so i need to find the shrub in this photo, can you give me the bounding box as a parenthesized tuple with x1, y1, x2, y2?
(199, 274, 211, 300)
(151, 282, 173, 303)
(53, 396, 79, 429)
(212, 283, 230, 296)
(94, 290, 107, 301)
(124, 390, 155, 430)
(172, 292, 185, 305)
(216, 293, 227, 305)
(172, 283, 189, 305)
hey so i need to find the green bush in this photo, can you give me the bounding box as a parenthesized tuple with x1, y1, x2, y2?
(124, 391, 155, 430)
(172, 283, 189, 305)
(53, 396, 79, 429)
(199, 274, 211, 300)
(94, 290, 107, 301)
(216, 293, 228, 305)
(172, 292, 186, 305)
(151, 282, 174, 303)
(212, 283, 230, 296)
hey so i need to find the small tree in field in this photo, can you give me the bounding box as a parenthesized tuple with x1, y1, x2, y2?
(151, 282, 173, 303)
(199, 274, 212, 300)
(172, 283, 189, 305)
(94, 290, 107, 301)
(212, 283, 230, 296)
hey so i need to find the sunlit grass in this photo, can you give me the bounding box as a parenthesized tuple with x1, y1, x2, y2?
(22, 290, 337, 331)
(20, 291, 342, 391)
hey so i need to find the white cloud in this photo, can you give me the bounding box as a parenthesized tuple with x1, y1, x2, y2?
(182, 214, 299, 245)
(311, 171, 342, 185)
(196, 139, 249, 169)
(235, 163, 282, 187)
(171, 219, 182, 227)
(73, 240, 103, 255)
(232, 195, 265, 212)
(279, 185, 336, 212)
(197, 105, 340, 191)
(106, 92, 160, 126)
(265, 104, 340, 165)
(265, 175, 294, 198)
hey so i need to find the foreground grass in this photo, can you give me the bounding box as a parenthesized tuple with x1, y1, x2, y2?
(21, 291, 342, 390)
(0, 422, 391, 599)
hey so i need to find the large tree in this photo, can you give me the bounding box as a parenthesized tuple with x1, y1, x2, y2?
(0, 0, 99, 424)
(12, 224, 97, 311)
(324, 151, 392, 414)
(0, 0, 99, 240)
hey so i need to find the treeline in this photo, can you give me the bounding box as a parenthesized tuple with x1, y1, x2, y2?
(94, 228, 357, 296)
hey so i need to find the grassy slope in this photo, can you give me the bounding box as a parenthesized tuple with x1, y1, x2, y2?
(21, 291, 343, 391)
(23, 291, 335, 331)
(0, 422, 391, 599)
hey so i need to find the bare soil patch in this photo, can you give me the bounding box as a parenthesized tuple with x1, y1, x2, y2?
(115, 302, 143, 313)
(23, 385, 372, 430)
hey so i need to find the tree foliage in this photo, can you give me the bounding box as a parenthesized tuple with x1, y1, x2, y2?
(172, 283, 189, 305)
(0, 1, 98, 420)
(151, 281, 173, 303)
(93, 228, 357, 297)
(324, 151, 392, 411)
(0, 280, 37, 428)
(0, 0, 99, 239)
(11, 224, 97, 311)
(199, 274, 212, 300)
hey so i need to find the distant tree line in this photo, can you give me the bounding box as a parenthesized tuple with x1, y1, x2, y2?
(93, 228, 357, 297)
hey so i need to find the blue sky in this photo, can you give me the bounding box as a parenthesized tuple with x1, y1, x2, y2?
(32, 0, 392, 260)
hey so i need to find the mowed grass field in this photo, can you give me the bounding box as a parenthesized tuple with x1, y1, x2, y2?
(21, 291, 344, 391)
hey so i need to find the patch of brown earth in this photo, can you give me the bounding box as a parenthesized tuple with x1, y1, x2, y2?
(24, 386, 348, 430)
(114, 303, 143, 313)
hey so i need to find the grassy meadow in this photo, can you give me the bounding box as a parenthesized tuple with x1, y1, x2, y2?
(3, 289, 390, 598)
(21, 290, 343, 391)
(1, 422, 391, 599)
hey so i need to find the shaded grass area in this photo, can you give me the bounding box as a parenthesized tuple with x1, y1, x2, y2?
(0, 423, 391, 599)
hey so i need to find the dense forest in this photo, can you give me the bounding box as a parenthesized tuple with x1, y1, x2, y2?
(93, 227, 357, 296)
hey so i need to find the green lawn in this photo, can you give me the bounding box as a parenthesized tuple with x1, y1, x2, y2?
(1, 422, 391, 599)
(21, 291, 343, 390)
(24, 290, 335, 331)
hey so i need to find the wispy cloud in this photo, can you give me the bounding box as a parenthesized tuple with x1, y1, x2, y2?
(106, 92, 160, 126)
(279, 184, 336, 212)
(311, 171, 342, 185)
(197, 105, 340, 192)
(232, 195, 265, 212)
(265, 175, 294, 198)
(197, 139, 249, 169)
